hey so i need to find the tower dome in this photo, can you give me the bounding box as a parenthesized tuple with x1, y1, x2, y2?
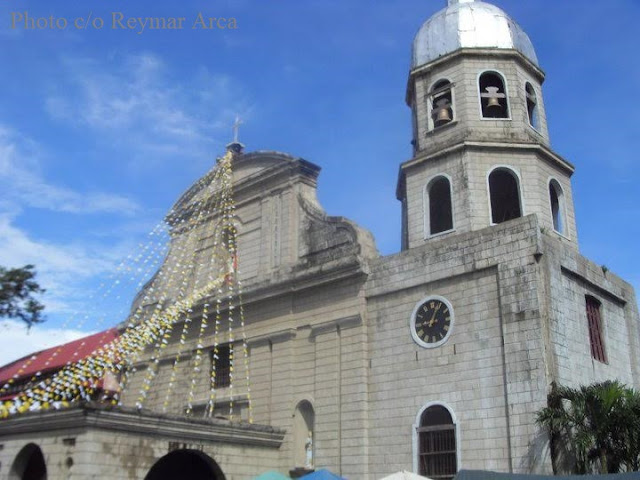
(411, 0, 538, 70)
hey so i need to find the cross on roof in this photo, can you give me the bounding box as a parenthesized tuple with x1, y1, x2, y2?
(232, 115, 243, 143)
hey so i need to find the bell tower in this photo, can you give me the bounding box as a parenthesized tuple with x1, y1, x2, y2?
(399, 0, 577, 250)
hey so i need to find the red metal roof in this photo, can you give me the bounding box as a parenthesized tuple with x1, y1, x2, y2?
(0, 328, 119, 385)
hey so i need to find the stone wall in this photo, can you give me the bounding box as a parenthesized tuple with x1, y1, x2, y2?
(542, 234, 640, 388)
(366, 215, 551, 477)
(0, 406, 283, 480)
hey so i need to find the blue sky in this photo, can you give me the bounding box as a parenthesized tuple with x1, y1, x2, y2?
(1, 0, 639, 364)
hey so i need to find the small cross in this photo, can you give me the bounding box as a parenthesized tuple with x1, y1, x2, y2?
(481, 86, 506, 100)
(232, 115, 243, 143)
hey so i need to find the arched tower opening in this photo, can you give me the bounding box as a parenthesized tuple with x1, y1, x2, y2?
(425, 175, 454, 236)
(488, 167, 522, 224)
(479, 71, 510, 119)
(525, 82, 539, 129)
(429, 80, 454, 129)
(549, 179, 566, 235)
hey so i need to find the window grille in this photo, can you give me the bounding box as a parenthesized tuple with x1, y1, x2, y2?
(418, 406, 457, 480)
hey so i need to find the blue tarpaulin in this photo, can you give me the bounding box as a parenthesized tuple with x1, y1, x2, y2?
(253, 471, 291, 480)
(300, 469, 347, 480)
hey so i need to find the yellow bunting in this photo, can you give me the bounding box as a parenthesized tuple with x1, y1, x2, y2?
(1, 150, 252, 423)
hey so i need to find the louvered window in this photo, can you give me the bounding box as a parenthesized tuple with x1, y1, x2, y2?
(586, 296, 606, 363)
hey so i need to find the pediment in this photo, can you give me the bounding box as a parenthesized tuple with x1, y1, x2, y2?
(171, 151, 320, 215)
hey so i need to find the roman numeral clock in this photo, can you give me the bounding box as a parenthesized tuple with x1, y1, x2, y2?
(410, 295, 454, 348)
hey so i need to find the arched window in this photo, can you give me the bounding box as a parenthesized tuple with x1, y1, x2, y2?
(549, 179, 566, 235)
(488, 167, 522, 224)
(525, 82, 539, 129)
(401, 196, 409, 251)
(293, 400, 315, 469)
(429, 80, 454, 129)
(10, 443, 47, 480)
(425, 175, 454, 236)
(479, 71, 509, 119)
(411, 100, 418, 151)
(415, 404, 458, 480)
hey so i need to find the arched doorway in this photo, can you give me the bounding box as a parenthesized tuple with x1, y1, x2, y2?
(144, 449, 225, 480)
(10, 443, 47, 480)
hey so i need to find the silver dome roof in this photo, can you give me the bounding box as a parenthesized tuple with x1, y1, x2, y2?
(412, 0, 538, 70)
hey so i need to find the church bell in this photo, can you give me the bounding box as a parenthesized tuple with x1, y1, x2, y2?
(486, 96, 502, 112)
(484, 86, 504, 115)
(433, 99, 452, 126)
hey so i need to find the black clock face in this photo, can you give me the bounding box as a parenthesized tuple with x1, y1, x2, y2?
(413, 298, 452, 345)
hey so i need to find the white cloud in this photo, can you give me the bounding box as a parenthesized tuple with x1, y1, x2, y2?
(0, 320, 91, 367)
(0, 126, 141, 215)
(0, 211, 112, 274)
(0, 211, 134, 316)
(45, 52, 251, 166)
(0, 53, 246, 346)
(0, 120, 167, 330)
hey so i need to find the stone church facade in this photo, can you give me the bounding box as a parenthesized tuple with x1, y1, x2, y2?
(1, 0, 639, 479)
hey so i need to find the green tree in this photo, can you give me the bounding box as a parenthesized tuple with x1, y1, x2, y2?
(537, 381, 640, 474)
(617, 388, 640, 472)
(0, 264, 45, 328)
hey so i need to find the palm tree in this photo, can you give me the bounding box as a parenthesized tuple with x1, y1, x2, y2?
(537, 381, 640, 474)
(617, 387, 640, 472)
(537, 382, 592, 473)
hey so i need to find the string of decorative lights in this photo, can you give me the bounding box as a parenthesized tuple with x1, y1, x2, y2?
(119, 164, 229, 409)
(0, 216, 171, 397)
(151, 159, 228, 413)
(185, 151, 236, 416)
(0, 149, 252, 422)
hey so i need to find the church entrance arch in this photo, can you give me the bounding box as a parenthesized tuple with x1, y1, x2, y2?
(9, 443, 47, 480)
(144, 449, 226, 480)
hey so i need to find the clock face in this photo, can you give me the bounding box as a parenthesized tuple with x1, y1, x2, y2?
(410, 296, 454, 348)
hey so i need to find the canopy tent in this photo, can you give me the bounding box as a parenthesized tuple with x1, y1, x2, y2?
(253, 471, 291, 480)
(300, 469, 347, 480)
(379, 471, 430, 480)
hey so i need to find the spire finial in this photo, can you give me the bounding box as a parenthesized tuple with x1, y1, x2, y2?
(232, 115, 243, 143)
(226, 115, 245, 155)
